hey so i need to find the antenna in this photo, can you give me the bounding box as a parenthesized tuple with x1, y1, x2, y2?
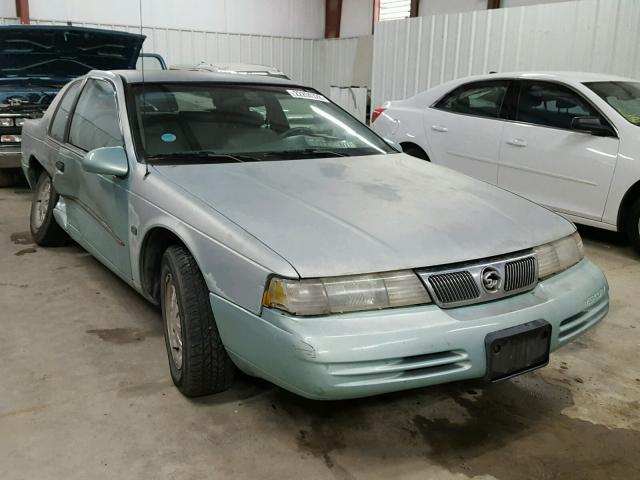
(139, 0, 150, 178)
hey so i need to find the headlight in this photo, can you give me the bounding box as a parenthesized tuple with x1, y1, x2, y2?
(263, 270, 431, 316)
(534, 232, 584, 279)
(0, 134, 21, 143)
(0, 118, 14, 127)
(14, 117, 26, 127)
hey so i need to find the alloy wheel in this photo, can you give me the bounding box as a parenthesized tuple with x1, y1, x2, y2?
(32, 176, 51, 231)
(163, 273, 183, 370)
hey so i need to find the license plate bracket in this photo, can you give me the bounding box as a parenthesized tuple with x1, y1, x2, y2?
(484, 320, 551, 382)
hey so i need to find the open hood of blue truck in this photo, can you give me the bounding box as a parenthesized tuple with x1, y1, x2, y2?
(0, 25, 145, 79)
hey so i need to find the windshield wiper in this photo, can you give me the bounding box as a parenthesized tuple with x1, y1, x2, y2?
(258, 149, 349, 159)
(146, 149, 349, 164)
(146, 152, 254, 164)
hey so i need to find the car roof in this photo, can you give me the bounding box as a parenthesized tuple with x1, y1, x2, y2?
(454, 71, 638, 84)
(106, 69, 297, 86)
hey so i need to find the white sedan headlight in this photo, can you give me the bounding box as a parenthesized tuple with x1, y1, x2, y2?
(263, 270, 431, 316)
(534, 232, 584, 279)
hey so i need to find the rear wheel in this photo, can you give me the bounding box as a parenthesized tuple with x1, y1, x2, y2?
(401, 144, 429, 161)
(160, 245, 236, 397)
(626, 197, 640, 254)
(29, 171, 68, 246)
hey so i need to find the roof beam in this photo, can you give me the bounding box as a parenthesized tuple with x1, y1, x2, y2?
(15, 0, 30, 24)
(325, 0, 343, 38)
(410, 0, 419, 17)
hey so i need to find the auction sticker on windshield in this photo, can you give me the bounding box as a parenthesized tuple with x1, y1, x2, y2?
(286, 90, 329, 102)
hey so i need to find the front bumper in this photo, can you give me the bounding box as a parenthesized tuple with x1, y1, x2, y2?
(0, 146, 21, 169)
(211, 258, 608, 400)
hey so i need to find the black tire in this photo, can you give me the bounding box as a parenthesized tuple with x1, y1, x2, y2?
(0, 169, 16, 187)
(160, 245, 235, 397)
(626, 198, 640, 254)
(402, 144, 430, 161)
(29, 171, 68, 247)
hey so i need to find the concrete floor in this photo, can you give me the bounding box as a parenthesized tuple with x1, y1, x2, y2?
(1, 185, 639, 480)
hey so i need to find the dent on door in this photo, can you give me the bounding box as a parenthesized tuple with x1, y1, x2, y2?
(51, 144, 133, 279)
(50, 147, 83, 229)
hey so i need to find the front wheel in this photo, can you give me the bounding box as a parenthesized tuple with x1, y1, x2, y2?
(626, 198, 640, 254)
(160, 245, 236, 397)
(30, 171, 68, 246)
(401, 144, 429, 161)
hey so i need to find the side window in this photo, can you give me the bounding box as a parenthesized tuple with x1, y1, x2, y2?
(68, 79, 122, 151)
(49, 81, 81, 142)
(516, 81, 599, 130)
(435, 81, 510, 119)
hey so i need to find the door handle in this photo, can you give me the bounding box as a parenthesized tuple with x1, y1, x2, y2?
(506, 138, 527, 147)
(431, 125, 449, 133)
(55, 160, 65, 172)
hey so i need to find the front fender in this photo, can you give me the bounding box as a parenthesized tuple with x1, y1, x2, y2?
(131, 192, 298, 314)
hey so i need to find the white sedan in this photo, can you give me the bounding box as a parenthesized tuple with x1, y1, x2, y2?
(372, 72, 640, 253)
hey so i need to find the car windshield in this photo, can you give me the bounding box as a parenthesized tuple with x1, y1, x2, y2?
(128, 83, 394, 162)
(585, 81, 640, 126)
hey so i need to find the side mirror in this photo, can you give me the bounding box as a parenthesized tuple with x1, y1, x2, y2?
(82, 146, 129, 177)
(571, 116, 616, 137)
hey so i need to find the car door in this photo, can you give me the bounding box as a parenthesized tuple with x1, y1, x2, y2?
(498, 80, 620, 221)
(46, 79, 82, 190)
(52, 78, 132, 280)
(425, 80, 512, 184)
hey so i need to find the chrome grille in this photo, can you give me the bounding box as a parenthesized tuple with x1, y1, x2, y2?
(428, 271, 480, 305)
(504, 256, 536, 291)
(417, 252, 538, 308)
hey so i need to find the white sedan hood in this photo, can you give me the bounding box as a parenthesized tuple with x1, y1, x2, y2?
(153, 154, 575, 278)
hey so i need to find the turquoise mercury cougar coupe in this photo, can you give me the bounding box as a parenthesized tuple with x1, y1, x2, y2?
(21, 70, 609, 399)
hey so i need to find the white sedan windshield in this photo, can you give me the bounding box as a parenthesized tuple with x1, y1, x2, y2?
(586, 81, 640, 126)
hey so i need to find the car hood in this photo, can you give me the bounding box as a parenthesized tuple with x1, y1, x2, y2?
(153, 154, 575, 278)
(0, 26, 144, 79)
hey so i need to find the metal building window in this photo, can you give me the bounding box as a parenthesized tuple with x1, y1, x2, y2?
(379, 0, 412, 22)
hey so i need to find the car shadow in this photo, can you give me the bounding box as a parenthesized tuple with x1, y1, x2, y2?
(255, 372, 640, 479)
(577, 224, 627, 247)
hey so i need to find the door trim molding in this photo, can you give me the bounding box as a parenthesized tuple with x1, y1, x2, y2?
(448, 150, 497, 165)
(500, 162, 598, 186)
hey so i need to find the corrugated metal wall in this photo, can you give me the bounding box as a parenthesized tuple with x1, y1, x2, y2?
(0, 17, 364, 95)
(14, 0, 637, 111)
(372, 0, 640, 108)
(313, 36, 367, 93)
